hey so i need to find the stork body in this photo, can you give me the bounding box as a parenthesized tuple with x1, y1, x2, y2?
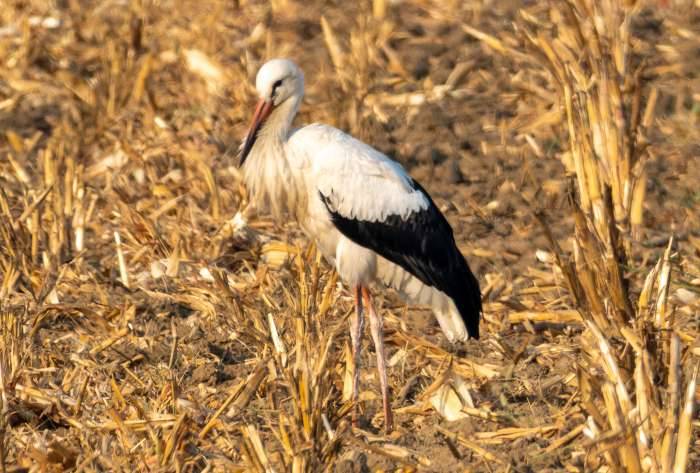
(239, 59, 482, 432)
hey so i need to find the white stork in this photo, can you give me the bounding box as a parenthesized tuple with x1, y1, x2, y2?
(238, 59, 482, 432)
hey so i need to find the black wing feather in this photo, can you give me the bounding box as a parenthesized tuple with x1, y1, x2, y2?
(320, 180, 481, 339)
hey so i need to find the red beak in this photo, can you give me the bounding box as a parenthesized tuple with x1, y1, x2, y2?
(239, 99, 274, 166)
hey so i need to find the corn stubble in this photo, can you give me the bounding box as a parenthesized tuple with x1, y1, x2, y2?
(514, 1, 696, 471)
(1, 0, 698, 472)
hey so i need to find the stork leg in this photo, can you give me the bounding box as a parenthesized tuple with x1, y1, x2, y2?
(361, 286, 394, 433)
(350, 285, 365, 427)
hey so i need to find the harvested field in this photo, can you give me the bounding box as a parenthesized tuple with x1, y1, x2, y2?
(1, 0, 699, 471)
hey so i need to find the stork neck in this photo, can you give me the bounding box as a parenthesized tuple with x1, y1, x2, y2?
(258, 95, 301, 145)
(242, 94, 305, 220)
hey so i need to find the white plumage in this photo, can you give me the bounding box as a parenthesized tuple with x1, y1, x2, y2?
(268, 122, 466, 340)
(238, 58, 482, 432)
(298, 125, 430, 221)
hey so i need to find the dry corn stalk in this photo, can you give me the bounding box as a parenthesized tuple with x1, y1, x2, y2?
(520, 0, 653, 243)
(502, 1, 697, 471)
(257, 251, 346, 472)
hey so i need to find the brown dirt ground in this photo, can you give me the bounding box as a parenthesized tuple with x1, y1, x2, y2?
(0, 0, 699, 472)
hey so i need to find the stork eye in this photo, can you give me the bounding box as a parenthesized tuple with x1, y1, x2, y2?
(272, 79, 283, 95)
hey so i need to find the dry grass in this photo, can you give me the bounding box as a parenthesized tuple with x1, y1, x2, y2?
(1, 0, 699, 472)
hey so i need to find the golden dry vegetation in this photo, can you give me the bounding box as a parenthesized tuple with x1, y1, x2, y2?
(1, 0, 699, 471)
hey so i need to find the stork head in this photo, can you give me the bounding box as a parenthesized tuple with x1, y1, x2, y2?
(239, 59, 304, 165)
(256, 59, 304, 106)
